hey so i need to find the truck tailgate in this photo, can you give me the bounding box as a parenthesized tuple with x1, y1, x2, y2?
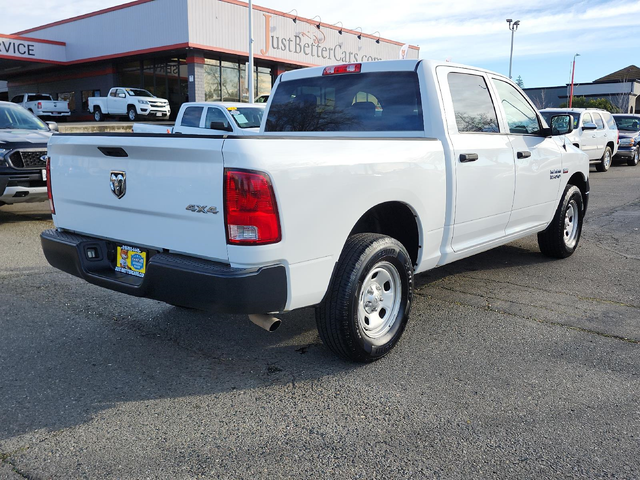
(48, 134, 229, 262)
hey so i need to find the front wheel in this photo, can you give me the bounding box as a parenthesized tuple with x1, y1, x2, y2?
(316, 233, 414, 362)
(127, 106, 137, 122)
(538, 185, 584, 259)
(595, 146, 612, 172)
(628, 148, 639, 167)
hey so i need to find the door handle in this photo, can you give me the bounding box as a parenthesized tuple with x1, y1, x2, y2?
(459, 153, 478, 163)
(517, 151, 531, 159)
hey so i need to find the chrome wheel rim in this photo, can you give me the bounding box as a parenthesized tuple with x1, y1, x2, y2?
(94, 111, 100, 121)
(604, 150, 611, 168)
(564, 200, 579, 249)
(634, 150, 639, 165)
(357, 261, 402, 339)
(128, 109, 135, 121)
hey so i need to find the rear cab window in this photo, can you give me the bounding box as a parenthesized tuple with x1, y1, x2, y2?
(265, 71, 423, 132)
(181, 106, 204, 128)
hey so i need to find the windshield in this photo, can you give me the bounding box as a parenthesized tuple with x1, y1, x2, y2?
(227, 107, 264, 128)
(541, 111, 579, 129)
(0, 104, 49, 131)
(126, 88, 155, 97)
(614, 116, 640, 131)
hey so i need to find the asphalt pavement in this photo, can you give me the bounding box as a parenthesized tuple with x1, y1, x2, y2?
(0, 163, 638, 479)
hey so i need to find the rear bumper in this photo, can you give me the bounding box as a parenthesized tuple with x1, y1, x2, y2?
(41, 229, 287, 314)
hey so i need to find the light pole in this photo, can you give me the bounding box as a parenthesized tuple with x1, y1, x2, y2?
(248, 0, 254, 103)
(569, 53, 580, 108)
(506, 19, 520, 79)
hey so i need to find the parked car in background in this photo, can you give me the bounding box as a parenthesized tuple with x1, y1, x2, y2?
(133, 102, 265, 135)
(88, 88, 170, 122)
(612, 114, 640, 166)
(10, 93, 70, 120)
(0, 101, 54, 206)
(540, 108, 619, 172)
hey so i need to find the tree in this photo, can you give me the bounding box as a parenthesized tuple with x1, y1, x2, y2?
(559, 96, 620, 113)
(515, 75, 524, 88)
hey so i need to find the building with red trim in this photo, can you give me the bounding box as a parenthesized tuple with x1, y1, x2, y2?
(0, 0, 419, 119)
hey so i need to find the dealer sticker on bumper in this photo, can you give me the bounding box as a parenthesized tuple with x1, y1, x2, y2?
(115, 245, 146, 277)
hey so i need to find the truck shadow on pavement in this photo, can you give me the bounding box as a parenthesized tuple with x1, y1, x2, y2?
(0, 240, 559, 442)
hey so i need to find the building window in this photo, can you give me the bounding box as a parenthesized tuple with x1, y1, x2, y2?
(222, 61, 240, 102)
(204, 59, 221, 102)
(82, 90, 100, 112)
(57, 92, 76, 112)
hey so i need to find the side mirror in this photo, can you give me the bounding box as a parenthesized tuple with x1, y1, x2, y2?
(46, 121, 59, 132)
(550, 114, 573, 136)
(118, 93, 126, 98)
(210, 121, 233, 132)
(582, 122, 597, 130)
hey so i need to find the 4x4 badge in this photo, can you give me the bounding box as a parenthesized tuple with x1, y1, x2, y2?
(110, 171, 126, 199)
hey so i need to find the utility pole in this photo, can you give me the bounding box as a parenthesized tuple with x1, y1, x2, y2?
(248, 0, 254, 103)
(569, 53, 580, 108)
(506, 19, 520, 79)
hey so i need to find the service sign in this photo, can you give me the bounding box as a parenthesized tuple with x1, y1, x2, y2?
(0, 34, 67, 63)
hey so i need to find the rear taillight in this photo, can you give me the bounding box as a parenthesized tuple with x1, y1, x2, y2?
(323, 63, 362, 75)
(37, 102, 42, 109)
(224, 169, 281, 245)
(46, 156, 55, 214)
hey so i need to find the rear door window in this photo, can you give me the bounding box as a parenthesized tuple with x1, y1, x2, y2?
(582, 113, 593, 126)
(447, 72, 499, 133)
(265, 72, 423, 132)
(592, 112, 605, 129)
(181, 106, 204, 128)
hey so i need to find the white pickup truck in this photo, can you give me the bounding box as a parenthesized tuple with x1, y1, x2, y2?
(132, 102, 265, 135)
(10, 93, 70, 119)
(41, 60, 589, 361)
(88, 87, 170, 122)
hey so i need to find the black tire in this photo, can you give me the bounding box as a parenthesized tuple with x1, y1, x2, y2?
(595, 146, 612, 172)
(93, 107, 103, 122)
(538, 184, 584, 259)
(127, 106, 137, 122)
(316, 233, 414, 362)
(628, 148, 639, 167)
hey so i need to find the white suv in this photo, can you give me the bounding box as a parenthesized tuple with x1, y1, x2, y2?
(541, 108, 619, 172)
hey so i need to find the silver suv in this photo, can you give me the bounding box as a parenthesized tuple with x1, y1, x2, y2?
(541, 108, 619, 172)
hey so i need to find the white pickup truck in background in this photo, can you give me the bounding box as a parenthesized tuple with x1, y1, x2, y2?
(10, 93, 70, 119)
(88, 87, 170, 122)
(133, 102, 265, 135)
(41, 59, 589, 362)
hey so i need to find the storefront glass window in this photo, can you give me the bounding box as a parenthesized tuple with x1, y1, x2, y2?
(57, 92, 75, 112)
(120, 61, 141, 88)
(222, 62, 240, 102)
(204, 59, 221, 102)
(81, 90, 100, 112)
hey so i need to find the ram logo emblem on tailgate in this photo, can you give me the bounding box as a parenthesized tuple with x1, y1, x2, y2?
(110, 171, 126, 199)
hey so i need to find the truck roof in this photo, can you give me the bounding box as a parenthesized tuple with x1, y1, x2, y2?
(279, 59, 510, 84)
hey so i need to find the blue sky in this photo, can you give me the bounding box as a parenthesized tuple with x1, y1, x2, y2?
(2, 0, 638, 88)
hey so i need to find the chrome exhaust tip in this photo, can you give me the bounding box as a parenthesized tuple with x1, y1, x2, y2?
(248, 314, 281, 332)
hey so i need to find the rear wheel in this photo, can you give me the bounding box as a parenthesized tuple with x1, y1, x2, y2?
(538, 184, 584, 258)
(316, 233, 414, 362)
(628, 148, 639, 167)
(595, 146, 612, 172)
(93, 108, 104, 122)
